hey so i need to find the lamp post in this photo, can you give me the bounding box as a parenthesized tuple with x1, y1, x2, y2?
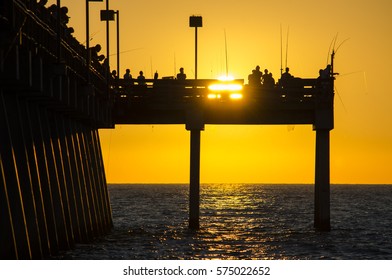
(188, 15, 203, 230)
(56, 0, 61, 62)
(86, 0, 103, 81)
(100, 9, 118, 86)
(106, 0, 110, 83)
(115, 10, 119, 79)
(189, 16, 202, 79)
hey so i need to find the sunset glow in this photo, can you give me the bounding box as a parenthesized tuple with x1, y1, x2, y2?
(208, 83, 243, 92)
(49, 0, 392, 184)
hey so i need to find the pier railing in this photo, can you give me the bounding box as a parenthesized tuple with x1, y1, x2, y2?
(1, 0, 112, 127)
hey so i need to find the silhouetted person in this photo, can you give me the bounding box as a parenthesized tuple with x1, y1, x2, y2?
(111, 70, 117, 79)
(38, 0, 48, 6)
(318, 65, 331, 92)
(60, 6, 70, 25)
(154, 71, 159, 81)
(137, 71, 146, 85)
(319, 65, 331, 79)
(48, 4, 57, 15)
(90, 44, 104, 62)
(123, 69, 133, 89)
(248, 66, 262, 86)
(101, 58, 111, 79)
(248, 70, 256, 86)
(36, 0, 50, 21)
(48, 4, 69, 25)
(263, 69, 275, 88)
(281, 67, 293, 80)
(279, 67, 293, 88)
(262, 69, 268, 84)
(254, 65, 263, 84)
(123, 68, 132, 80)
(176, 67, 186, 80)
(109, 70, 117, 89)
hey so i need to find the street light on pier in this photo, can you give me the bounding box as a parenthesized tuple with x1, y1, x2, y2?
(100, 9, 120, 85)
(189, 15, 202, 80)
(86, 0, 103, 81)
(188, 15, 203, 230)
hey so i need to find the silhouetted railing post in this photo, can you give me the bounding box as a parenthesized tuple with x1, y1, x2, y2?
(186, 109, 204, 230)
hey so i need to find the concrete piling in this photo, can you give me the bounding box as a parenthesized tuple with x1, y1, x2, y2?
(1, 1, 113, 258)
(313, 80, 334, 232)
(186, 109, 204, 230)
(314, 129, 331, 231)
(0, 94, 32, 259)
(189, 129, 202, 230)
(0, 94, 113, 258)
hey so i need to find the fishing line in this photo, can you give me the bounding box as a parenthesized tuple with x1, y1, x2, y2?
(334, 85, 347, 113)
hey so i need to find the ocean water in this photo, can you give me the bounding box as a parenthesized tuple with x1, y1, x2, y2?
(58, 184, 392, 259)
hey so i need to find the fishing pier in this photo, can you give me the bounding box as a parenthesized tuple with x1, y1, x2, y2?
(1, 0, 334, 259)
(113, 77, 334, 231)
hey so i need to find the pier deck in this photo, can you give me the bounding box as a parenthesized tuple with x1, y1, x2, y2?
(113, 78, 332, 126)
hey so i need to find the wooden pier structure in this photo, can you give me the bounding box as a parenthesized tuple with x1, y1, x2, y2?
(1, 0, 334, 259)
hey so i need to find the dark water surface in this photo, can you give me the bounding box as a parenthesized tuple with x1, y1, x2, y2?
(57, 184, 392, 259)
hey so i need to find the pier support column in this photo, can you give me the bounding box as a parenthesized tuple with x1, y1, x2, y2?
(313, 82, 334, 231)
(186, 110, 204, 230)
(314, 129, 331, 231)
(189, 129, 201, 230)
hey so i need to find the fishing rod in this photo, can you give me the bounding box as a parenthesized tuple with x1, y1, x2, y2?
(280, 24, 283, 77)
(224, 29, 229, 77)
(326, 33, 338, 65)
(174, 52, 176, 77)
(285, 26, 289, 70)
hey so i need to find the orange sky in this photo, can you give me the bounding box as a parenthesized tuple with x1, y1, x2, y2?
(50, 0, 392, 184)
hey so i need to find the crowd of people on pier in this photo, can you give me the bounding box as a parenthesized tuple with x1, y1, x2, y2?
(247, 64, 332, 89)
(111, 67, 188, 87)
(18, 0, 111, 79)
(247, 65, 296, 88)
(27, 0, 75, 38)
(114, 66, 294, 91)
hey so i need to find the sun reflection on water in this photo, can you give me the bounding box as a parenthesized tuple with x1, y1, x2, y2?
(55, 184, 392, 260)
